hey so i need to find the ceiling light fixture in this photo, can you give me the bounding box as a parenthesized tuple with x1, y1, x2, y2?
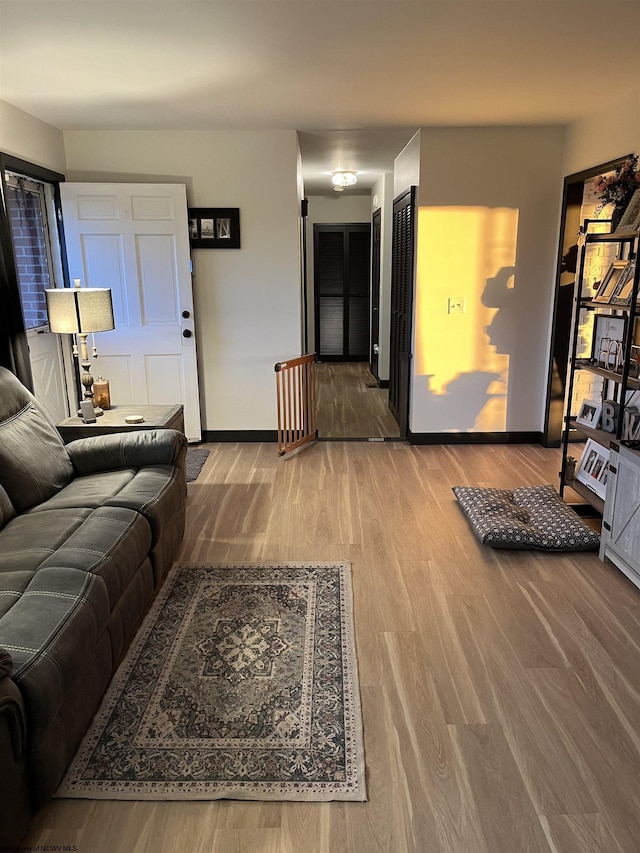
(331, 171, 358, 191)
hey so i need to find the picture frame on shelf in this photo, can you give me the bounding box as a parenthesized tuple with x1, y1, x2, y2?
(615, 188, 640, 232)
(575, 398, 602, 429)
(610, 260, 636, 306)
(576, 438, 609, 499)
(592, 314, 627, 369)
(593, 261, 628, 303)
(188, 208, 241, 249)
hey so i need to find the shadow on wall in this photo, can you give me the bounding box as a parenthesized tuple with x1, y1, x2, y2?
(421, 267, 516, 431)
(413, 206, 518, 433)
(420, 371, 503, 431)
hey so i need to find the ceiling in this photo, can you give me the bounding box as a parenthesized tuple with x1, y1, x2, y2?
(1, 1, 639, 195)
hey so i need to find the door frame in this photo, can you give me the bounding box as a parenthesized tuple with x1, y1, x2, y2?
(389, 186, 416, 439)
(313, 222, 371, 361)
(59, 182, 202, 441)
(370, 207, 382, 382)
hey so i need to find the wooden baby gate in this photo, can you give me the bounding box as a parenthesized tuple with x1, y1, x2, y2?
(274, 353, 317, 456)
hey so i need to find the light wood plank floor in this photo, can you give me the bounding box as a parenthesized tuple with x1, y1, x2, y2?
(23, 441, 640, 853)
(316, 362, 400, 438)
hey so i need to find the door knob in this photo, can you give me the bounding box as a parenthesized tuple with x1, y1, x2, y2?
(183, 329, 192, 338)
(182, 310, 191, 319)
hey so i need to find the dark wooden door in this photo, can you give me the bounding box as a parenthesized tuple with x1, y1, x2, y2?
(314, 223, 371, 361)
(370, 209, 381, 381)
(389, 187, 415, 436)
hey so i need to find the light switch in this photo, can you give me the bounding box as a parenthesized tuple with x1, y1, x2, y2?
(448, 297, 465, 315)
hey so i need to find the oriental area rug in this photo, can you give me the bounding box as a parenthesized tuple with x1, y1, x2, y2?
(56, 562, 366, 802)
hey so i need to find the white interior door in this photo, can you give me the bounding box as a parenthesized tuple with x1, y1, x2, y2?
(60, 183, 201, 441)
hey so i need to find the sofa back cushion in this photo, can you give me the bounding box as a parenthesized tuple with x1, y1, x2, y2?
(0, 484, 16, 531)
(0, 367, 73, 512)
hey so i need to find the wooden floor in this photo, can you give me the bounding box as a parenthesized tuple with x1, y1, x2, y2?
(24, 441, 640, 852)
(316, 362, 400, 438)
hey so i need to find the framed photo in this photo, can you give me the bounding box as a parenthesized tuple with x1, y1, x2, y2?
(593, 261, 628, 303)
(188, 208, 241, 249)
(616, 188, 640, 232)
(592, 313, 627, 368)
(575, 398, 602, 429)
(576, 438, 609, 499)
(610, 260, 636, 306)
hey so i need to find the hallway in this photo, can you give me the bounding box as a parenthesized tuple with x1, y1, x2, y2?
(316, 362, 400, 439)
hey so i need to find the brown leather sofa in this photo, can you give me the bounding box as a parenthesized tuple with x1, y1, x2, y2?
(0, 366, 187, 848)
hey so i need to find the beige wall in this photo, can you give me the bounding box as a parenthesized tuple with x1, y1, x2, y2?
(394, 131, 421, 197)
(63, 129, 302, 433)
(411, 126, 565, 434)
(0, 100, 66, 173)
(562, 89, 640, 176)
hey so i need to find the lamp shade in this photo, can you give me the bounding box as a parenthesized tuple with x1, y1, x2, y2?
(45, 287, 115, 334)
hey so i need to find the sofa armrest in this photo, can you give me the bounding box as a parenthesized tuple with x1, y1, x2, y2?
(0, 650, 26, 762)
(66, 429, 187, 477)
(0, 649, 32, 849)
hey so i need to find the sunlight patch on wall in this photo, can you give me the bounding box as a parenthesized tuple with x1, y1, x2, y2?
(414, 206, 518, 432)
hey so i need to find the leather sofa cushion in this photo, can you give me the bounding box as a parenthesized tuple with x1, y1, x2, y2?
(0, 567, 111, 737)
(105, 465, 184, 546)
(0, 485, 15, 532)
(0, 505, 151, 615)
(27, 464, 181, 548)
(40, 506, 151, 610)
(27, 470, 137, 513)
(0, 368, 74, 513)
(0, 509, 92, 576)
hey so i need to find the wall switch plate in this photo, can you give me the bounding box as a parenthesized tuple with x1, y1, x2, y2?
(448, 297, 465, 315)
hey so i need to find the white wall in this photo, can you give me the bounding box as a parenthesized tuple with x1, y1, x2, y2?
(0, 100, 66, 173)
(411, 126, 565, 435)
(304, 193, 372, 354)
(562, 89, 640, 176)
(371, 172, 394, 381)
(394, 131, 421, 197)
(63, 130, 301, 433)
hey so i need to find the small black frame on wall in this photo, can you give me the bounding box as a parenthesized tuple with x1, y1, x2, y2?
(188, 207, 241, 249)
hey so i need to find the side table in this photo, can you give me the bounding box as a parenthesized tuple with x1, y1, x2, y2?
(57, 404, 184, 443)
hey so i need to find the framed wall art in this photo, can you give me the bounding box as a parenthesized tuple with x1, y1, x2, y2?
(593, 261, 628, 303)
(575, 398, 601, 429)
(576, 438, 609, 499)
(616, 188, 640, 233)
(610, 260, 636, 306)
(188, 208, 241, 249)
(592, 313, 626, 368)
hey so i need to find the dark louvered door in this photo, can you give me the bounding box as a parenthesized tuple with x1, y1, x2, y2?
(370, 208, 381, 380)
(314, 223, 371, 361)
(389, 187, 416, 435)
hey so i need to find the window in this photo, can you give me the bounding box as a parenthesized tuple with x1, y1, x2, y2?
(4, 173, 58, 330)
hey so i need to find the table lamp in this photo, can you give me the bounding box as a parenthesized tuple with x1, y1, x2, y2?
(45, 279, 115, 416)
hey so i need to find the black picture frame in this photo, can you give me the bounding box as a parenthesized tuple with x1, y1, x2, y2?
(188, 207, 241, 249)
(592, 313, 627, 368)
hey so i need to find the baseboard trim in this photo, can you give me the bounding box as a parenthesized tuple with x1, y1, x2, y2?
(407, 430, 543, 445)
(201, 429, 543, 446)
(202, 430, 278, 443)
(377, 379, 389, 389)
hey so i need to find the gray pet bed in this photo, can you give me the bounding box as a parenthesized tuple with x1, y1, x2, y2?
(453, 484, 600, 551)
